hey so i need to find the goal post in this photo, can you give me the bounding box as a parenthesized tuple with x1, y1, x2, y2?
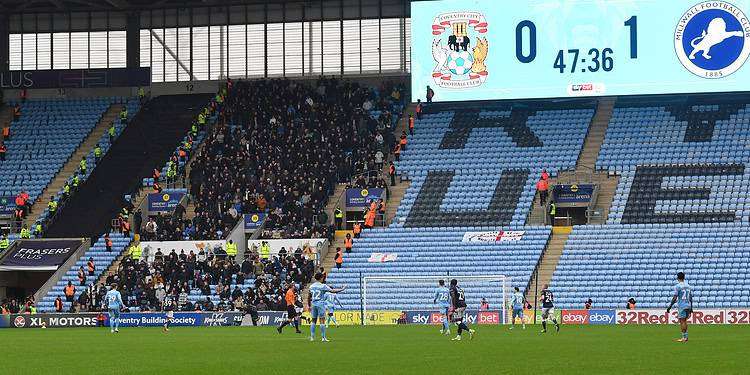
(361, 275, 512, 325)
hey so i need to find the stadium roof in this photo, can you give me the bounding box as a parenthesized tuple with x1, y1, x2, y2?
(0, 0, 299, 14)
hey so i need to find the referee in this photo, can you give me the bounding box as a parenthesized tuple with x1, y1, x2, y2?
(277, 284, 302, 334)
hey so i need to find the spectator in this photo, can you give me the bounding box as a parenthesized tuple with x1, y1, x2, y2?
(585, 298, 592, 309)
(77, 266, 86, 286)
(104, 233, 113, 252)
(541, 169, 549, 181)
(426, 85, 434, 103)
(64, 281, 76, 303)
(480, 298, 489, 311)
(54, 296, 64, 312)
(335, 248, 343, 269)
(87, 257, 95, 276)
(536, 178, 549, 205)
(627, 298, 636, 309)
(0, 142, 6, 161)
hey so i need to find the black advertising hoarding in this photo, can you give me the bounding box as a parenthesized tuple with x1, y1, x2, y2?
(0, 239, 83, 271)
(0, 68, 151, 89)
(0, 313, 100, 328)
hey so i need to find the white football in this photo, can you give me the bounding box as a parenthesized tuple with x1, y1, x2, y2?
(446, 50, 474, 76)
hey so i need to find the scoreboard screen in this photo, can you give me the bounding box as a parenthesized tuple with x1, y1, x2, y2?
(410, 0, 750, 101)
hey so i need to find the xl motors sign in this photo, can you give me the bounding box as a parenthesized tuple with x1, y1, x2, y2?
(0, 239, 82, 271)
(0, 313, 99, 328)
(616, 309, 750, 325)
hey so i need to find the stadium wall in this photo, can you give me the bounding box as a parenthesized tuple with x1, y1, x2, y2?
(1, 74, 409, 100)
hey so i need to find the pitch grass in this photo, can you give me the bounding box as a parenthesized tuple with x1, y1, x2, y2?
(3, 324, 749, 374)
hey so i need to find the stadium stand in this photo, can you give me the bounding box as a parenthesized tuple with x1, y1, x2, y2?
(30, 98, 140, 235)
(0, 98, 124, 203)
(550, 96, 750, 308)
(326, 101, 595, 309)
(552, 223, 750, 309)
(180, 78, 404, 241)
(330, 227, 552, 310)
(43, 94, 212, 240)
(37, 232, 131, 312)
(394, 103, 595, 227)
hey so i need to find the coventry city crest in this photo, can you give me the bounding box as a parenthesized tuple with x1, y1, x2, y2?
(431, 11, 489, 88)
(674, 1, 750, 78)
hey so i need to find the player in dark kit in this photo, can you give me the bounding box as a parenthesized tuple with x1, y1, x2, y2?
(538, 284, 560, 333)
(449, 279, 475, 341)
(163, 296, 176, 333)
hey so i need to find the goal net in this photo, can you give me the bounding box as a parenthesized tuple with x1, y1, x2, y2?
(362, 275, 512, 325)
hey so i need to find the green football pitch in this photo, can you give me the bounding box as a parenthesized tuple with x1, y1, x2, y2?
(3, 324, 748, 374)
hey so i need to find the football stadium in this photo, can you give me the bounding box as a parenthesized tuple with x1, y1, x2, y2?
(1, 0, 750, 373)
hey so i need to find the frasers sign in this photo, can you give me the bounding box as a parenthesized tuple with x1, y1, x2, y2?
(0, 239, 82, 271)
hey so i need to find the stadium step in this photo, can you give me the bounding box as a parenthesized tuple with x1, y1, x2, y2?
(577, 97, 615, 170)
(385, 181, 410, 226)
(24, 104, 123, 229)
(525, 230, 570, 304)
(44, 94, 212, 239)
(323, 183, 348, 227)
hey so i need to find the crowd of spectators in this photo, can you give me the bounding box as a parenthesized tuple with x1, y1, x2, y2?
(154, 77, 405, 241)
(0, 295, 36, 314)
(99, 245, 318, 313)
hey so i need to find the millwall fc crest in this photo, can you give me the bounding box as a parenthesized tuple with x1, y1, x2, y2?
(674, 2, 750, 78)
(431, 11, 489, 89)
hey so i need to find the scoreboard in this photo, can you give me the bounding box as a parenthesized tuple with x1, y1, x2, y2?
(410, 0, 750, 101)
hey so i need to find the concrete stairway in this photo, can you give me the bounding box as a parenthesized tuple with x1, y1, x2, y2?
(525, 231, 570, 303)
(24, 104, 123, 228)
(577, 97, 615, 170)
(385, 181, 409, 225)
(526, 97, 618, 226)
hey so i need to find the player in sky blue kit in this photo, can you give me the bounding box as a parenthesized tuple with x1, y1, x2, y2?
(667, 272, 693, 342)
(510, 287, 526, 330)
(307, 273, 345, 342)
(325, 291, 343, 327)
(433, 279, 451, 335)
(105, 283, 125, 333)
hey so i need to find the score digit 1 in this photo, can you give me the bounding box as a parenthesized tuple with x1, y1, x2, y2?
(624, 16, 637, 59)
